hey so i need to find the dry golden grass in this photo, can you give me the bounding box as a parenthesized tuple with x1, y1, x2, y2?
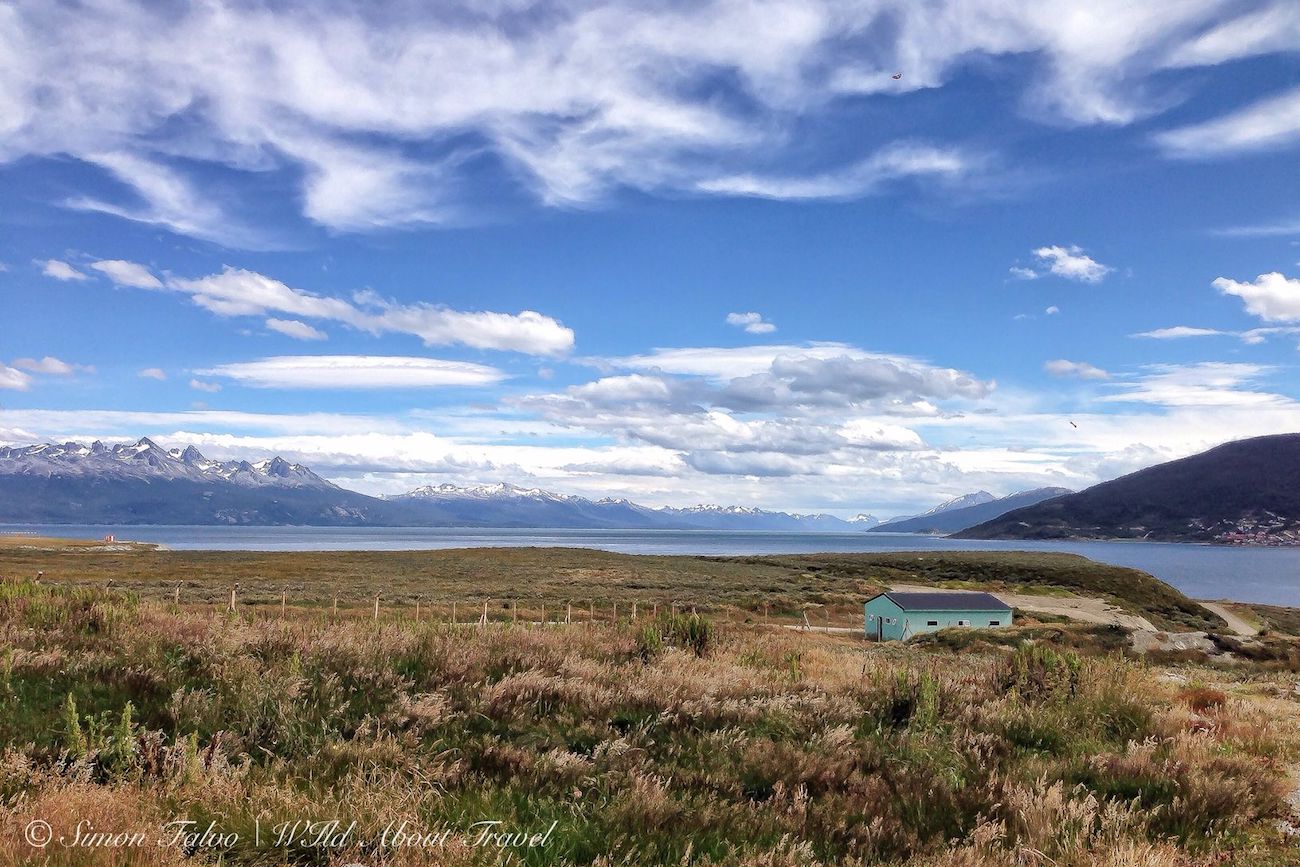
(0, 568, 1296, 865)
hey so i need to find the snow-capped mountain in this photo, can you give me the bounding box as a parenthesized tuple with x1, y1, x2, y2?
(388, 484, 865, 531)
(917, 491, 996, 517)
(869, 487, 1074, 535)
(848, 513, 881, 528)
(0, 438, 883, 530)
(0, 438, 379, 525)
(0, 438, 335, 489)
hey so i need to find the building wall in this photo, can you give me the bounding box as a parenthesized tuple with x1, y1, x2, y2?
(864, 597, 1012, 641)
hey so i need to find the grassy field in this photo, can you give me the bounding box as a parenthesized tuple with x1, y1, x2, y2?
(1, 571, 1298, 867)
(0, 546, 1225, 632)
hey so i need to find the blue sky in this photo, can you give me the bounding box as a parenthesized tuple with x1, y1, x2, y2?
(3, 0, 1300, 515)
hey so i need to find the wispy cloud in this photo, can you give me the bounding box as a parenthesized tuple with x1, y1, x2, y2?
(195, 356, 508, 390)
(90, 259, 163, 289)
(0, 1, 1282, 244)
(1044, 359, 1109, 380)
(11, 356, 94, 375)
(137, 368, 167, 381)
(39, 259, 87, 281)
(698, 142, 974, 200)
(265, 318, 327, 341)
(1156, 86, 1300, 159)
(94, 262, 575, 356)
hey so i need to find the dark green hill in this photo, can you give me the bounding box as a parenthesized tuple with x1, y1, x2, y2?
(957, 434, 1300, 543)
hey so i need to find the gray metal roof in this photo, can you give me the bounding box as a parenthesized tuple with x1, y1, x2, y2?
(872, 590, 1011, 612)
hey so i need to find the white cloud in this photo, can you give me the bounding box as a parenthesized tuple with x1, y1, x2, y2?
(1031, 245, 1112, 283)
(1044, 305, 1060, 315)
(698, 142, 974, 200)
(195, 355, 508, 390)
(725, 312, 777, 334)
(1044, 359, 1109, 380)
(11, 356, 92, 375)
(0, 365, 31, 390)
(1132, 325, 1228, 339)
(1213, 272, 1300, 322)
(265, 318, 327, 341)
(99, 263, 574, 355)
(189, 379, 222, 393)
(0, 1, 1279, 242)
(1156, 86, 1300, 158)
(1009, 266, 1039, 280)
(89, 259, 163, 289)
(1103, 362, 1281, 407)
(40, 259, 87, 281)
(138, 367, 167, 380)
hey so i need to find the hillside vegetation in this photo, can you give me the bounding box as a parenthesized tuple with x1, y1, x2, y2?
(959, 434, 1300, 543)
(0, 547, 1224, 632)
(1, 576, 1297, 866)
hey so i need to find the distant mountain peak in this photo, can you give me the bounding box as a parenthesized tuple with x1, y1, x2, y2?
(0, 438, 335, 491)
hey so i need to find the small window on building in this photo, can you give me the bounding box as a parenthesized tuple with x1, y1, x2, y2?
(957, 619, 970, 627)
(926, 620, 939, 627)
(988, 620, 1001, 626)
(867, 614, 875, 621)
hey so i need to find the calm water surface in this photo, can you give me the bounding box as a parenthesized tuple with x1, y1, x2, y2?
(5, 524, 1300, 606)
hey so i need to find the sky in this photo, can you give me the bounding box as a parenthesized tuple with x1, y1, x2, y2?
(2, 0, 1300, 517)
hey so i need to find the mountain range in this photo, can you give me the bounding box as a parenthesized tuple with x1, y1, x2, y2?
(0, 438, 889, 530)
(958, 434, 1300, 544)
(868, 487, 1074, 534)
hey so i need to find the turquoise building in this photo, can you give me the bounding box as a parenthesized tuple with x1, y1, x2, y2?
(864, 590, 1012, 641)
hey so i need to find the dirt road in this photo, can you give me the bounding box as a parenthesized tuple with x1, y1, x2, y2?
(1199, 601, 1259, 636)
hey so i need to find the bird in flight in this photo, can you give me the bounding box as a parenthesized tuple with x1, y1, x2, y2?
(891, 72, 903, 80)
(1069, 420, 1078, 429)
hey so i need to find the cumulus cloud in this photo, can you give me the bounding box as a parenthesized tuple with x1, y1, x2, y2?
(1029, 245, 1112, 283)
(138, 367, 167, 380)
(1213, 272, 1300, 322)
(89, 259, 163, 289)
(1009, 267, 1039, 280)
(195, 356, 508, 390)
(725, 312, 776, 334)
(1044, 359, 1109, 380)
(1044, 306, 1060, 315)
(98, 263, 574, 355)
(0, 1, 1284, 242)
(265, 318, 327, 341)
(189, 379, 222, 393)
(40, 259, 87, 281)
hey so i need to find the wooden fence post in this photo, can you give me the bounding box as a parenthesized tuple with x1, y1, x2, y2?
(332, 593, 338, 618)
(229, 587, 236, 612)
(566, 602, 572, 625)
(589, 600, 594, 627)
(513, 600, 518, 624)
(374, 594, 380, 622)
(281, 590, 287, 619)
(415, 599, 421, 621)
(631, 600, 637, 620)
(480, 600, 488, 629)
(174, 584, 180, 605)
